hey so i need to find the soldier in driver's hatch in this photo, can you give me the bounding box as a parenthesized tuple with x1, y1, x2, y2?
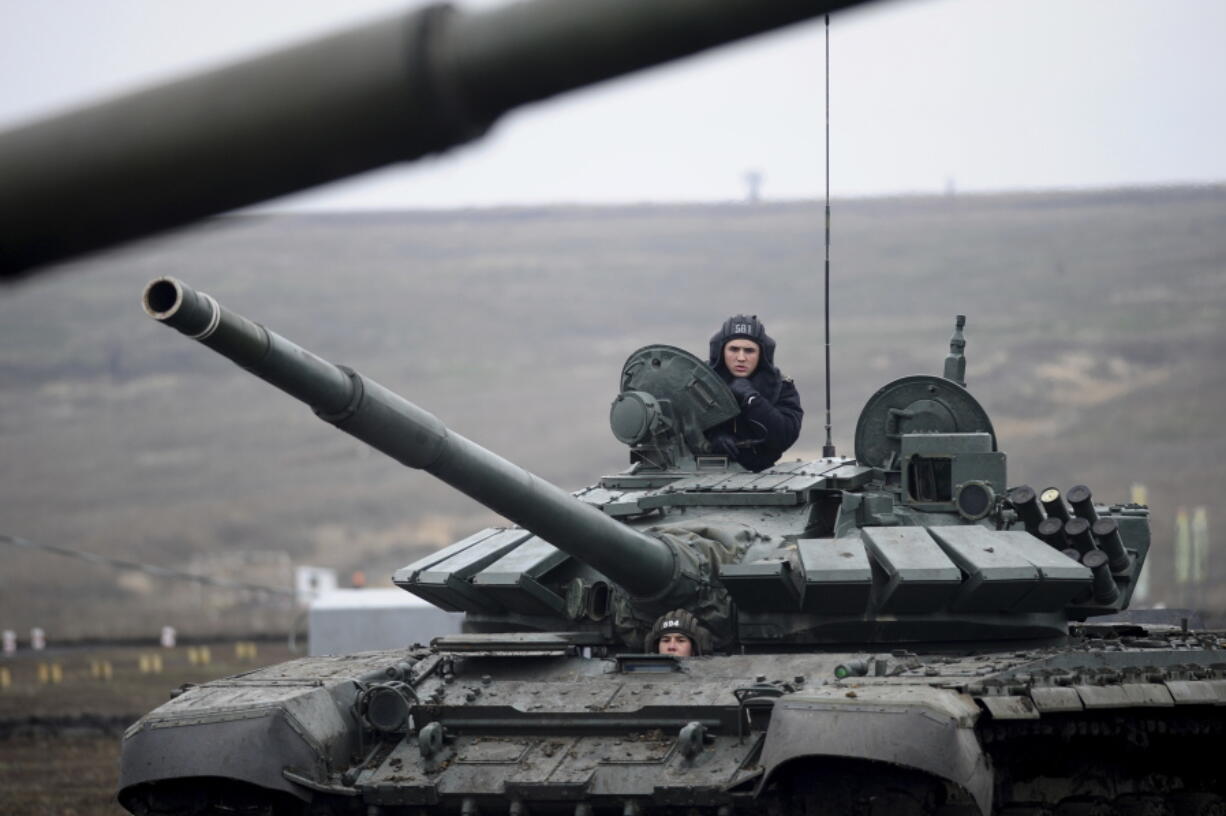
(705, 314, 803, 472)
(647, 609, 711, 657)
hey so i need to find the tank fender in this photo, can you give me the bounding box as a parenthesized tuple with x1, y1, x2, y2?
(755, 685, 992, 815)
(119, 679, 361, 804)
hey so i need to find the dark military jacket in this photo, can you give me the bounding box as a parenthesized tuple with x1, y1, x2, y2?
(707, 365, 803, 472)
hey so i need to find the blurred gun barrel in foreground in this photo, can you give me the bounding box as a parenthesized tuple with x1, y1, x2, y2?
(2, 0, 861, 278)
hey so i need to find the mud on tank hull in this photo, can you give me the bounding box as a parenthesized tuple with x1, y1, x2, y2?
(119, 625, 1226, 816)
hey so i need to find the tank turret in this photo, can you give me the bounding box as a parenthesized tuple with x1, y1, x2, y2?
(144, 278, 1150, 649)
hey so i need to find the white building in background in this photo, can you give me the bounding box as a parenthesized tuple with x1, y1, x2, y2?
(308, 588, 463, 656)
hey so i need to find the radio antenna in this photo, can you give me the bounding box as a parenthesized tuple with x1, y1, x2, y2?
(822, 14, 836, 459)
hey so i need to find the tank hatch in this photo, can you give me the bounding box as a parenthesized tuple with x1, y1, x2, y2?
(611, 345, 740, 469)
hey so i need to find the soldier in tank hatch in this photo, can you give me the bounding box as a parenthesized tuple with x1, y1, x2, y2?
(647, 609, 711, 657)
(705, 314, 803, 472)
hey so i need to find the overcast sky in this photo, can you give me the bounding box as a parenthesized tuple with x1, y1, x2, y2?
(3, 0, 1224, 209)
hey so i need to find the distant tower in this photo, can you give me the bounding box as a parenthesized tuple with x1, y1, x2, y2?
(743, 170, 763, 203)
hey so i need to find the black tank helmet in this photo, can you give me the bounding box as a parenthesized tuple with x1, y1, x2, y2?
(708, 314, 778, 373)
(645, 608, 711, 655)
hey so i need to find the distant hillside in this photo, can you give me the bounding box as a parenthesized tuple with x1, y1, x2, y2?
(2, 186, 1224, 638)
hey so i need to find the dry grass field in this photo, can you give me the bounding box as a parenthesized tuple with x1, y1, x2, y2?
(0, 641, 295, 815)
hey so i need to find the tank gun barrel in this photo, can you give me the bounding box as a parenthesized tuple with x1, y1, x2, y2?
(2, 0, 860, 279)
(141, 277, 678, 599)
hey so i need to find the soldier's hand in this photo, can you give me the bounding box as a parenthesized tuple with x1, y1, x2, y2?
(709, 433, 740, 459)
(729, 377, 758, 405)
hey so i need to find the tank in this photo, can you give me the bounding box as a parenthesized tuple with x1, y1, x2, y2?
(117, 276, 1226, 816)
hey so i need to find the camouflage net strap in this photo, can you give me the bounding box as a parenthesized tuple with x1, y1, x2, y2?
(612, 522, 758, 651)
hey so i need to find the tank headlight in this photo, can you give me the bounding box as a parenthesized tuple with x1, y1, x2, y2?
(359, 683, 414, 734)
(954, 481, 994, 521)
